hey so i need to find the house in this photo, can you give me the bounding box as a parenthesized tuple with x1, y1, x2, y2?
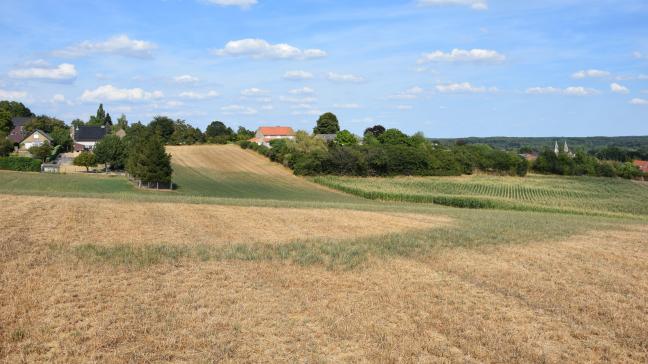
(19, 129, 53, 151)
(72, 125, 107, 151)
(250, 126, 296, 147)
(520, 153, 538, 162)
(8, 116, 32, 144)
(633, 160, 648, 173)
(315, 134, 337, 143)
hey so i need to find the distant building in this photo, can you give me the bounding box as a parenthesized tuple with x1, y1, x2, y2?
(555, 140, 575, 158)
(520, 153, 538, 162)
(633, 160, 648, 173)
(315, 134, 337, 143)
(250, 126, 296, 147)
(8, 116, 32, 144)
(19, 129, 52, 151)
(115, 128, 127, 139)
(72, 125, 108, 152)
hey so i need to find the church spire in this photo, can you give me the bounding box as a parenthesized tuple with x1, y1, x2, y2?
(555, 141, 559, 155)
(564, 140, 569, 153)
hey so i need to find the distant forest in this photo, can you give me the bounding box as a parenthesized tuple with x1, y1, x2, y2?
(433, 136, 648, 152)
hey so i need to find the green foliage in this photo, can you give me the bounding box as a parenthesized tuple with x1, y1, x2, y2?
(169, 119, 204, 145)
(364, 125, 386, 137)
(94, 135, 127, 171)
(378, 128, 409, 145)
(313, 112, 340, 134)
(0, 101, 33, 118)
(50, 127, 73, 151)
(615, 162, 643, 179)
(0, 156, 41, 171)
(0, 134, 13, 156)
(24, 115, 66, 134)
(235, 126, 254, 141)
(116, 114, 129, 130)
(127, 136, 173, 183)
(88, 104, 110, 126)
(437, 136, 648, 152)
(28, 142, 53, 162)
(0, 110, 13, 134)
(148, 116, 175, 143)
(73, 151, 97, 172)
(205, 121, 234, 143)
(71, 119, 85, 128)
(334, 130, 358, 146)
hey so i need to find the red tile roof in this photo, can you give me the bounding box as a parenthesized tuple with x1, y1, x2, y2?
(257, 126, 295, 136)
(633, 160, 648, 173)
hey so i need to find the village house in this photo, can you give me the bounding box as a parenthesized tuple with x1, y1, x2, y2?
(250, 126, 296, 147)
(633, 160, 648, 173)
(8, 116, 32, 144)
(19, 129, 53, 151)
(72, 125, 107, 152)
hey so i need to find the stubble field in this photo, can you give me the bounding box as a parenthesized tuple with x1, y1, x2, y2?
(1, 145, 647, 363)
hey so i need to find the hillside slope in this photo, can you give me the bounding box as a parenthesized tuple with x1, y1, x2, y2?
(168, 144, 352, 202)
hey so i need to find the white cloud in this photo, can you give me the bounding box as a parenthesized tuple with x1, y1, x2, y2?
(80, 85, 164, 102)
(174, 75, 199, 84)
(610, 83, 629, 94)
(327, 72, 365, 83)
(526, 86, 599, 96)
(241, 87, 269, 96)
(418, 49, 504, 64)
(289, 87, 315, 95)
(291, 103, 315, 109)
(204, 0, 257, 9)
(436, 82, 497, 93)
(280, 95, 317, 104)
(395, 105, 413, 110)
(571, 69, 610, 79)
(283, 70, 313, 80)
(51, 94, 68, 104)
(261, 104, 274, 110)
(333, 103, 361, 109)
(417, 0, 487, 10)
(9, 63, 77, 81)
(179, 90, 220, 99)
(630, 98, 648, 105)
(292, 109, 321, 116)
(0, 89, 27, 100)
(389, 86, 424, 99)
(220, 104, 258, 115)
(213, 38, 327, 60)
(634, 52, 646, 60)
(53, 35, 157, 58)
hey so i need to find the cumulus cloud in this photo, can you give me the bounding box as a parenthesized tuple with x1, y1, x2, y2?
(630, 98, 648, 105)
(572, 69, 610, 79)
(213, 39, 327, 60)
(204, 0, 257, 9)
(220, 104, 258, 115)
(333, 103, 361, 109)
(9, 63, 77, 81)
(80, 85, 164, 102)
(174, 75, 199, 84)
(610, 83, 629, 94)
(283, 70, 313, 80)
(241, 87, 269, 96)
(418, 49, 504, 64)
(0, 89, 27, 100)
(327, 72, 365, 83)
(436, 82, 497, 93)
(388, 86, 424, 99)
(280, 95, 317, 104)
(289, 87, 315, 95)
(417, 0, 487, 10)
(178, 90, 220, 99)
(53, 35, 157, 58)
(526, 86, 599, 96)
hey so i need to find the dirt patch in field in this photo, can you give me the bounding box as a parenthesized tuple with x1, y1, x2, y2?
(0, 194, 451, 246)
(1, 225, 647, 362)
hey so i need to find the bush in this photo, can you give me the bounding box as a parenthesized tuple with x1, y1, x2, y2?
(0, 156, 41, 171)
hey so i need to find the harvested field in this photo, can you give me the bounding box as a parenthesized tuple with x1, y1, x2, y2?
(2, 225, 647, 362)
(0, 194, 450, 246)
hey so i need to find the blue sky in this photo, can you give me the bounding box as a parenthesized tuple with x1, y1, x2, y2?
(1, 0, 647, 137)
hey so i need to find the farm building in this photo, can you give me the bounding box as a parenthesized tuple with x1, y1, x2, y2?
(19, 129, 52, 151)
(72, 125, 108, 151)
(8, 116, 32, 144)
(250, 126, 296, 147)
(633, 160, 648, 173)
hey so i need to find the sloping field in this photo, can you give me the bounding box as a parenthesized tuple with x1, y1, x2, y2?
(315, 174, 648, 217)
(169, 145, 352, 202)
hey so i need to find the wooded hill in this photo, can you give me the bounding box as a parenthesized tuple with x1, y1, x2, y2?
(433, 136, 648, 151)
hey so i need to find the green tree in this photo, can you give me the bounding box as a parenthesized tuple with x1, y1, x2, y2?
(28, 142, 53, 162)
(88, 104, 107, 125)
(0, 133, 13, 156)
(105, 113, 113, 126)
(205, 121, 234, 144)
(24, 115, 67, 134)
(0, 111, 13, 134)
(127, 137, 173, 183)
(313, 112, 340, 134)
(363, 125, 385, 137)
(71, 118, 85, 128)
(50, 127, 73, 151)
(149, 116, 175, 143)
(235, 126, 254, 141)
(334, 130, 358, 146)
(116, 114, 129, 130)
(378, 128, 409, 145)
(94, 135, 126, 172)
(0, 101, 33, 118)
(73, 151, 97, 172)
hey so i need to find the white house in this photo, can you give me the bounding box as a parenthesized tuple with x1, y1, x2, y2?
(19, 129, 53, 151)
(72, 125, 108, 152)
(250, 126, 296, 147)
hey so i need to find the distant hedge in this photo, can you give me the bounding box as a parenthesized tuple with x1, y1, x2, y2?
(0, 156, 42, 172)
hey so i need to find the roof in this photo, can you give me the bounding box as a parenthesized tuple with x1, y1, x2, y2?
(23, 129, 53, 142)
(74, 125, 107, 142)
(257, 126, 295, 136)
(11, 116, 32, 127)
(633, 160, 648, 172)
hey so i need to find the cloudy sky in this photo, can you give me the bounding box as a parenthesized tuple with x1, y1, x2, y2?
(1, 0, 647, 137)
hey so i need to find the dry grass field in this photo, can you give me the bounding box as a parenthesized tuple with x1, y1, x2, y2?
(1, 145, 648, 363)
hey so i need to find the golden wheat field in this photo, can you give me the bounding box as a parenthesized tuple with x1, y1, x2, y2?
(1, 145, 648, 363)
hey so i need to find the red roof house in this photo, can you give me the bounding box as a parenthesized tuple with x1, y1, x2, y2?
(251, 126, 296, 147)
(633, 160, 648, 173)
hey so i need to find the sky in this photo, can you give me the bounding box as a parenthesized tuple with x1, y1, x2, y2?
(1, 0, 647, 138)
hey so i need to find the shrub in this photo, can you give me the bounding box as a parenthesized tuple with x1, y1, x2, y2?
(0, 156, 41, 171)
